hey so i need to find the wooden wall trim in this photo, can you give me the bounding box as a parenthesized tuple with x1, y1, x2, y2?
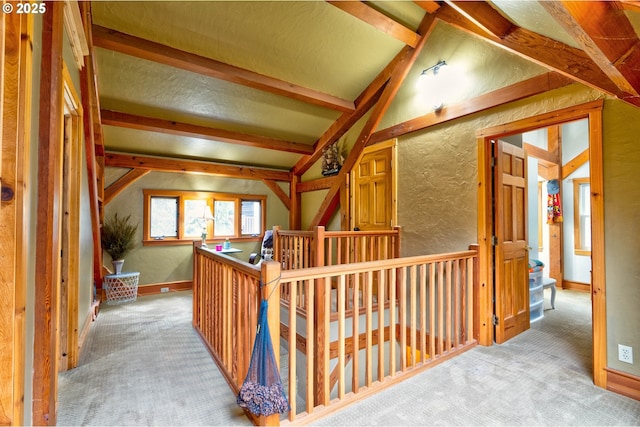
(606, 368, 640, 401)
(136, 281, 192, 297)
(562, 280, 590, 292)
(1, 9, 33, 426)
(103, 168, 149, 205)
(33, 2, 65, 424)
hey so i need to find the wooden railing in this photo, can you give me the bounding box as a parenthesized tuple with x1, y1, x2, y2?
(273, 226, 401, 269)
(192, 242, 282, 425)
(274, 226, 401, 317)
(193, 241, 479, 425)
(278, 249, 478, 424)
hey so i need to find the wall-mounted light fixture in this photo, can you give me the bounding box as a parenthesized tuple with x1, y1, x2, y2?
(421, 60, 447, 77)
(420, 60, 448, 112)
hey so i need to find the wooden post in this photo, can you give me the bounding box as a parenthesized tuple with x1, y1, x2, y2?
(258, 260, 281, 426)
(312, 226, 327, 405)
(272, 225, 281, 263)
(393, 225, 402, 258)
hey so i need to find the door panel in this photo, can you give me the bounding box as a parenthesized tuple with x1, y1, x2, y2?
(495, 140, 529, 344)
(353, 146, 393, 231)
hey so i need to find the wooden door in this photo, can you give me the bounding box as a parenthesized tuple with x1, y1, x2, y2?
(352, 141, 395, 231)
(494, 140, 530, 344)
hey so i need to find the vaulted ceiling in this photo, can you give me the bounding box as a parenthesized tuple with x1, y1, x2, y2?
(88, 1, 640, 182)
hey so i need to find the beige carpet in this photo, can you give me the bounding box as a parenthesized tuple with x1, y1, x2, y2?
(57, 289, 640, 426)
(57, 291, 251, 426)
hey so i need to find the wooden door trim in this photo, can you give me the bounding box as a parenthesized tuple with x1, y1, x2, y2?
(33, 2, 65, 424)
(1, 10, 34, 426)
(476, 99, 606, 388)
(60, 64, 83, 371)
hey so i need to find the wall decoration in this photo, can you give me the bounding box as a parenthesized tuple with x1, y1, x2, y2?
(321, 142, 344, 176)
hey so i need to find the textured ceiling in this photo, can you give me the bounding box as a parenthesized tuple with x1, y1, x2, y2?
(90, 1, 640, 172)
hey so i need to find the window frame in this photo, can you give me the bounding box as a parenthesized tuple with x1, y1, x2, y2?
(572, 177, 591, 256)
(142, 189, 266, 246)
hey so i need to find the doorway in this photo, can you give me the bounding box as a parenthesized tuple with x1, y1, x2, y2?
(476, 100, 606, 387)
(350, 138, 397, 231)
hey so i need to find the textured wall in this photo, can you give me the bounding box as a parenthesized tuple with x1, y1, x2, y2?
(602, 100, 640, 375)
(104, 170, 290, 285)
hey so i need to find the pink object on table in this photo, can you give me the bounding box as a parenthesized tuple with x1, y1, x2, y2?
(215, 244, 223, 251)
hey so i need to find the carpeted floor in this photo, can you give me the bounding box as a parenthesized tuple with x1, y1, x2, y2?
(57, 289, 640, 426)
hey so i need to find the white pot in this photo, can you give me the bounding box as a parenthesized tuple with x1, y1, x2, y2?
(112, 259, 124, 275)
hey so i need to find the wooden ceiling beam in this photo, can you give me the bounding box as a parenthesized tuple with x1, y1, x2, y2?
(103, 168, 150, 205)
(523, 143, 560, 166)
(105, 152, 292, 182)
(370, 72, 573, 144)
(261, 180, 291, 210)
(327, 1, 422, 47)
(444, 0, 515, 38)
(414, 1, 441, 14)
(620, 1, 640, 12)
(437, 3, 640, 108)
(101, 110, 314, 155)
(309, 12, 437, 229)
(92, 24, 355, 113)
(292, 39, 410, 176)
(541, 1, 640, 97)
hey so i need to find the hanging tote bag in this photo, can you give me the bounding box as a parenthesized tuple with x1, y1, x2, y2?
(237, 299, 290, 416)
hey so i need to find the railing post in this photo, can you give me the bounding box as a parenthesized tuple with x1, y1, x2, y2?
(313, 226, 325, 267)
(193, 242, 201, 328)
(469, 244, 480, 341)
(272, 225, 281, 263)
(312, 225, 327, 406)
(393, 225, 402, 258)
(258, 260, 282, 426)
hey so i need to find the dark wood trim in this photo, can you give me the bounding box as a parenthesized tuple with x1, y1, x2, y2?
(296, 176, 338, 193)
(79, 1, 104, 292)
(105, 152, 292, 182)
(540, 2, 640, 98)
(561, 148, 590, 180)
(262, 179, 291, 210)
(606, 368, 640, 401)
(136, 281, 192, 296)
(437, 4, 640, 108)
(92, 24, 354, 113)
(562, 280, 590, 292)
(279, 323, 307, 355)
(103, 168, 149, 205)
(101, 109, 314, 155)
(327, 1, 421, 47)
(309, 12, 437, 228)
(523, 142, 560, 166)
(33, 2, 64, 424)
(370, 72, 573, 145)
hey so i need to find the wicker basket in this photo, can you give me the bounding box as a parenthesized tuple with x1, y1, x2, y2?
(103, 272, 140, 305)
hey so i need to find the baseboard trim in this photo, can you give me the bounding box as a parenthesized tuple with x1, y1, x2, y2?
(562, 280, 590, 292)
(78, 301, 99, 358)
(137, 280, 192, 296)
(606, 367, 640, 401)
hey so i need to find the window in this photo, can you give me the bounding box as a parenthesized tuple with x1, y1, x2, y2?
(143, 190, 266, 245)
(573, 178, 591, 255)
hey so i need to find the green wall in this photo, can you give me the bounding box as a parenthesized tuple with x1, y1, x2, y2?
(602, 99, 640, 375)
(104, 169, 290, 285)
(301, 22, 640, 378)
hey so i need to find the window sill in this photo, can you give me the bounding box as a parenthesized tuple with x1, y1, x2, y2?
(143, 236, 262, 247)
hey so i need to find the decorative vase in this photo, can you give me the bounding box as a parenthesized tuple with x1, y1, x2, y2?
(112, 259, 124, 275)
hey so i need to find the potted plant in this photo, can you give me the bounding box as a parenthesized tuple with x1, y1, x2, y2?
(101, 213, 138, 274)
